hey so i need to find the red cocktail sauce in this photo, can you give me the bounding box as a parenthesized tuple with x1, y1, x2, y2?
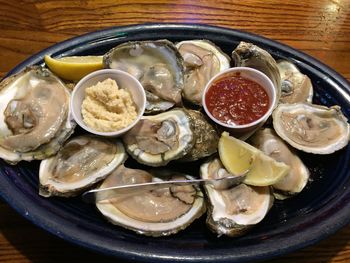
(205, 72, 270, 125)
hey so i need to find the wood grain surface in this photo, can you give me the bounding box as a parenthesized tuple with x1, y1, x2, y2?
(0, 0, 349, 262)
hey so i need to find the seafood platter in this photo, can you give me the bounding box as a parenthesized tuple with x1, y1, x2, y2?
(0, 24, 349, 262)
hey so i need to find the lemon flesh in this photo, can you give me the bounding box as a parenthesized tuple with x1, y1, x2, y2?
(44, 55, 103, 82)
(218, 132, 290, 186)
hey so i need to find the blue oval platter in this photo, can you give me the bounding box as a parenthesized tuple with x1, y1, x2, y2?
(0, 24, 349, 263)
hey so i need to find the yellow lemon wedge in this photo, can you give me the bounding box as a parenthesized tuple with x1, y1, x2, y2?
(44, 55, 103, 82)
(218, 132, 290, 186)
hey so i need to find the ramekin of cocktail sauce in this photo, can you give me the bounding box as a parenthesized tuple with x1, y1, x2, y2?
(202, 67, 276, 135)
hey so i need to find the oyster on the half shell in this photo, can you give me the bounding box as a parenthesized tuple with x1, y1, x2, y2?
(103, 40, 184, 113)
(39, 136, 126, 197)
(250, 128, 309, 200)
(200, 158, 273, 237)
(232, 41, 281, 108)
(176, 40, 230, 105)
(277, 60, 313, 104)
(0, 67, 75, 164)
(123, 108, 195, 166)
(96, 165, 206, 237)
(273, 103, 350, 154)
(123, 108, 219, 166)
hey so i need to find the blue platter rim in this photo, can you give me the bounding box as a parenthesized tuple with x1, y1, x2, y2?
(0, 23, 349, 263)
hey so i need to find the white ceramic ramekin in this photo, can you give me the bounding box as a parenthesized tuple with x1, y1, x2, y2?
(70, 69, 146, 137)
(202, 67, 276, 135)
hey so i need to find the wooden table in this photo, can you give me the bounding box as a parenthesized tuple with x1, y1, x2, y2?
(0, 0, 349, 262)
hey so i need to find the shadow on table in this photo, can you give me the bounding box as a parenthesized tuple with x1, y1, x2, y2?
(1, 202, 348, 263)
(1, 202, 132, 263)
(2, 227, 132, 263)
(266, 226, 349, 263)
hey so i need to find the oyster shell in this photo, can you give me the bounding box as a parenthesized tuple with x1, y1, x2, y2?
(273, 103, 350, 154)
(277, 60, 313, 103)
(200, 158, 273, 237)
(0, 67, 75, 164)
(39, 135, 126, 197)
(103, 40, 184, 113)
(96, 165, 205, 237)
(232, 41, 281, 108)
(250, 128, 309, 200)
(180, 109, 219, 162)
(176, 40, 230, 105)
(123, 108, 194, 166)
(144, 90, 175, 113)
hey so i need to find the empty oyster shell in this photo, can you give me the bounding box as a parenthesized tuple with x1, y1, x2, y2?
(250, 128, 309, 200)
(232, 41, 281, 108)
(273, 103, 350, 154)
(96, 165, 206, 237)
(200, 158, 273, 237)
(123, 108, 194, 166)
(0, 67, 75, 164)
(176, 40, 230, 105)
(39, 136, 126, 197)
(277, 60, 313, 103)
(103, 40, 184, 113)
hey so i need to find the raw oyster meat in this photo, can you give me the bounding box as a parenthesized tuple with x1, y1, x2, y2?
(176, 40, 230, 105)
(232, 41, 281, 108)
(250, 128, 309, 200)
(277, 60, 313, 103)
(103, 40, 184, 113)
(96, 165, 206, 237)
(144, 90, 175, 113)
(0, 67, 75, 164)
(273, 103, 350, 154)
(200, 158, 273, 237)
(123, 108, 195, 166)
(39, 136, 126, 197)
